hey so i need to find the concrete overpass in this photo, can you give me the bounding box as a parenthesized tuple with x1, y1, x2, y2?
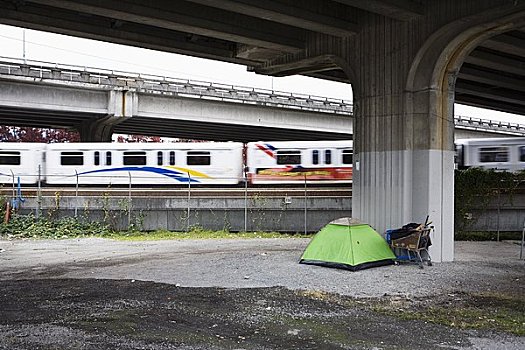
(0, 58, 352, 142)
(1, 58, 523, 141)
(1, 0, 524, 262)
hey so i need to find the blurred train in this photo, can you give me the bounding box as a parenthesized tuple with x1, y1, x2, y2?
(456, 137, 525, 172)
(0, 140, 353, 186)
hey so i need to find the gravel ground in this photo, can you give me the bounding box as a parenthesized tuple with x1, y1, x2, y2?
(0, 237, 524, 349)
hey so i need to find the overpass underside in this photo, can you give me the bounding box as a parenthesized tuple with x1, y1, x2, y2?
(1, 0, 524, 261)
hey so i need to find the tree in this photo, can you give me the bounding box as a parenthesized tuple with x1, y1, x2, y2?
(115, 134, 163, 143)
(0, 126, 80, 143)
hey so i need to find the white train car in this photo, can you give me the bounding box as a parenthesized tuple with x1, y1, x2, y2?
(456, 137, 525, 172)
(0, 143, 45, 185)
(246, 140, 353, 184)
(44, 142, 244, 185)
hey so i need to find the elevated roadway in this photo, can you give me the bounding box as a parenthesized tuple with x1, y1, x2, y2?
(0, 58, 523, 141)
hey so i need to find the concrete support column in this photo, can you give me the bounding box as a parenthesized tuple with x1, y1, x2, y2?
(78, 89, 135, 142)
(349, 18, 456, 262)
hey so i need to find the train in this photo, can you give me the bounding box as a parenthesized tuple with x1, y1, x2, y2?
(2, 137, 522, 187)
(0, 140, 353, 186)
(455, 137, 525, 172)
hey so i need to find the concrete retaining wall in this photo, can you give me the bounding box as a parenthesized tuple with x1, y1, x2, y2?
(14, 193, 525, 232)
(17, 195, 351, 233)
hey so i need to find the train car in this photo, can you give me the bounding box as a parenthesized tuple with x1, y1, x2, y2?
(44, 142, 244, 185)
(246, 140, 353, 184)
(455, 137, 525, 172)
(0, 143, 45, 185)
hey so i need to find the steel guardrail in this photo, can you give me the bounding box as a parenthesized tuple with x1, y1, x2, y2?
(0, 56, 352, 115)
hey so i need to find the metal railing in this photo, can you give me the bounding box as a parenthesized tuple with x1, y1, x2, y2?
(454, 115, 525, 136)
(0, 56, 352, 115)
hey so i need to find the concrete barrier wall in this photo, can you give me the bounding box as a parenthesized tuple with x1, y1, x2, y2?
(17, 195, 352, 233)
(467, 193, 525, 232)
(14, 193, 525, 232)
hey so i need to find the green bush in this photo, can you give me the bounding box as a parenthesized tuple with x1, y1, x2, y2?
(0, 213, 113, 239)
(455, 168, 525, 233)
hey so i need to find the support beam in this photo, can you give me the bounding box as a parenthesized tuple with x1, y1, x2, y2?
(251, 55, 342, 76)
(465, 48, 525, 76)
(330, 0, 424, 20)
(458, 64, 525, 93)
(480, 32, 525, 57)
(78, 90, 134, 142)
(455, 80, 525, 107)
(26, 0, 305, 52)
(184, 0, 359, 37)
(0, 6, 242, 63)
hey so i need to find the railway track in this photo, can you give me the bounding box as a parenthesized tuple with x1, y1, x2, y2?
(0, 186, 352, 198)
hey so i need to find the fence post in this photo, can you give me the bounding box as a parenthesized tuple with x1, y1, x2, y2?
(128, 171, 132, 229)
(520, 220, 525, 260)
(75, 170, 79, 217)
(496, 188, 501, 242)
(36, 165, 42, 219)
(10, 170, 15, 205)
(244, 168, 248, 232)
(187, 172, 191, 232)
(304, 173, 307, 235)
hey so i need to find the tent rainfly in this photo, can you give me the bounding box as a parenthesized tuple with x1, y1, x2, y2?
(300, 218, 396, 271)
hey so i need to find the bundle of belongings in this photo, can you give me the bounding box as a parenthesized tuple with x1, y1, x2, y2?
(387, 222, 432, 249)
(385, 217, 433, 268)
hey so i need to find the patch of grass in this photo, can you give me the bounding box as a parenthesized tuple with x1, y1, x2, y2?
(372, 292, 525, 336)
(108, 227, 311, 241)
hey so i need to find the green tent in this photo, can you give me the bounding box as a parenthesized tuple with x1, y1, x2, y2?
(300, 218, 396, 271)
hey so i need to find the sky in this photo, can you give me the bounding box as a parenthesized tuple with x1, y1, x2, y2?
(0, 24, 524, 124)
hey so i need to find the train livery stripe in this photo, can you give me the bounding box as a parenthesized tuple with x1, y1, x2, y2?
(256, 143, 276, 158)
(166, 166, 211, 179)
(76, 166, 212, 183)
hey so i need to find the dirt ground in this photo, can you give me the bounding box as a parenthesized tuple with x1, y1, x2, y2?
(0, 238, 524, 350)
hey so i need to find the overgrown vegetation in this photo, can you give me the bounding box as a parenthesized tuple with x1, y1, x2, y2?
(0, 213, 112, 239)
(0, 211, 309, 240)
(454, 168, 525, 233)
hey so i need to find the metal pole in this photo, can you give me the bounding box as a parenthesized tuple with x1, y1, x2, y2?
(520, 220, 525, 260)
(23, 30, 26, 63)
(10, 170, 15, 203)
(187, 172, 191, 232)
(496, 189, 501, 242)
(75, 170, 79, 217)
(128, 171, 132, 229)
(244, 169, 248, 232)
(36, 165, 41, 219)
(304, 173, 307, 235)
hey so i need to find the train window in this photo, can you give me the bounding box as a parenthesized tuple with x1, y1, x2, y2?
(342, 149, 353, 164)
(479, 147, 509, 163)
(276, 150, 301, 165)
(187, 151, 211, 165)
(123, 151, 147, 166)
(106, 151, 112, 166)
(94, 151, 100, 166)
(312, 150, 319, 165)
(157, 151, 163, 166)
(325, 150, 332, 164)
(61, 152, 84, 166)
(169, 151, 176, 165)
(0, 151, 21, 165)
(520, 146, 525, 162)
